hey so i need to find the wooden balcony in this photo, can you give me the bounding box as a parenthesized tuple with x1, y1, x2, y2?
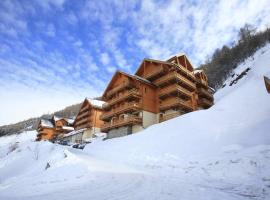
(76, 110, 91, 121)
(159, 97, 193, 111)
(159, 84, 192, 99)
(75, 117, 92, 127)
(107, 89, 141, 107)
(198, 87, 213, 100)
(101, 115, 142, 132)
(196, 78, 208, 88)
(100, 102, 142, 120)
(171, 63, 196, 81)
(159, 111, 181, 123)
(107, 81, 134, 98)
(80, 105, 90, 113)
(198, 98, 213, 108)
(154, 71, 196, 91)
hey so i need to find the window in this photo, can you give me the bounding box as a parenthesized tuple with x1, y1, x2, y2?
(145, 87, 147, 93)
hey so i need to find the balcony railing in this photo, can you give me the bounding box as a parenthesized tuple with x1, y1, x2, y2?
(198, 87, 213, 100)
(107, 89, 141, 107)
(159, 84, 192, 98)
(196, 78, 208, 88)
(100, 102, 142, 120)
(101, 115, 142, 132)
(159, 97, 193, 111)
(76, 110, 91, 121)
(198, 98, 213, 108)
(107, 81, 134, 98)
(171, 63, 196, 80)
(154, 71, 196, 90)
(80, 105, 90, 113)
(75, 117, 92, 127)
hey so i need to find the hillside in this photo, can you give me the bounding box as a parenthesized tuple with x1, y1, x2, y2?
(0, 44, 269, 199)
(201, 25, 270, 89)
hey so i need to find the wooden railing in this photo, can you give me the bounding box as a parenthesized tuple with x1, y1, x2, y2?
(154, 71, 196, 90)
(107, 89, 141, 107)
(159, 97, 192, 111)
(198, 87, 213, 100)
(171, 63, 196, 80)
(159, 84, 192, 98)
(76, 110, 91, 121)
(198, 98, 213, 108)
(100, 102, 142, 120)
(80, 105, 90, 113)
(107, 81, 134, 97)
(197, 78, 208, 87)
(101, 115, 142, 132)
(75, 117, 92, 127)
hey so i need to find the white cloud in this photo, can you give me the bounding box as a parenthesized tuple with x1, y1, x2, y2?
(100, 52, 110, 65)
(46, 23, 56, 37)
(131, 0, 270, 65)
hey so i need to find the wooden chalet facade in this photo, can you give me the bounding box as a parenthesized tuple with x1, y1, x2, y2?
(36, 116, 74, 141)
(101, 71, 158, 138)
(36, 118, 55, 141)
(71, 98, 105, 142)
(194, 70, 214, 109)
(101, 54, 214, 139)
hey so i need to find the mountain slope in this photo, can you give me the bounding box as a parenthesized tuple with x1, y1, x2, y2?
(0, 44, 270, 200)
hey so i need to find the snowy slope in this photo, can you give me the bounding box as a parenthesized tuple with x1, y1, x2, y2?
(0, 44, 270, 200)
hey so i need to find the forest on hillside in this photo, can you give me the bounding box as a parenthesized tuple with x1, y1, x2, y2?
(201, 24, 270, 89)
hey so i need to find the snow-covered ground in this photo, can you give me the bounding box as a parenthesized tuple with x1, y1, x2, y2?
(1, 44, 270, 200)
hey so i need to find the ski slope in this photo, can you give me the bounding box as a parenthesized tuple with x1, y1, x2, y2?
(0, 44, 270, 200)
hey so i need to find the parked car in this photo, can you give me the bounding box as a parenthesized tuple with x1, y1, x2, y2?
(72, 143, 86, 150)
(59, 141, 68, 146)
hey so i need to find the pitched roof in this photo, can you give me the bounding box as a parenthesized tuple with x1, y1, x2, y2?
(166, 52, 185, 61)
(135, 58, 172, 76)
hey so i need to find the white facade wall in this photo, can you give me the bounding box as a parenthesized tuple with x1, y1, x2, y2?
(142, 111, 158, 128)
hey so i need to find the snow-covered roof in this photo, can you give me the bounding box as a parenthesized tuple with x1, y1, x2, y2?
(86, 98, 105, 108)
(62, 126, 74, 131)
(53, 115, 63, 122)
(66, 118, 75, 124)
(40, 119, 54, 128)
(63, 128, 86, 138)
(193, 69, 204, 74)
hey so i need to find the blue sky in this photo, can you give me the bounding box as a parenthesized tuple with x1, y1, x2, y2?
(0, 0, 270, 125)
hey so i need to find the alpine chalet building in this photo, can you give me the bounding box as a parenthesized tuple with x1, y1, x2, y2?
(101, 54, 214, 138)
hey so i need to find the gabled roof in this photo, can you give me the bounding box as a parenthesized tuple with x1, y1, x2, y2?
(166, 53, 195, 71)
(135, 58, 172, 76)
(102, 70, 155, 98)
(166, 52, 185, 61)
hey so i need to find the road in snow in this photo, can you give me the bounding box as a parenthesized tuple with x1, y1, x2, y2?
(0, 44, 270, 200)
